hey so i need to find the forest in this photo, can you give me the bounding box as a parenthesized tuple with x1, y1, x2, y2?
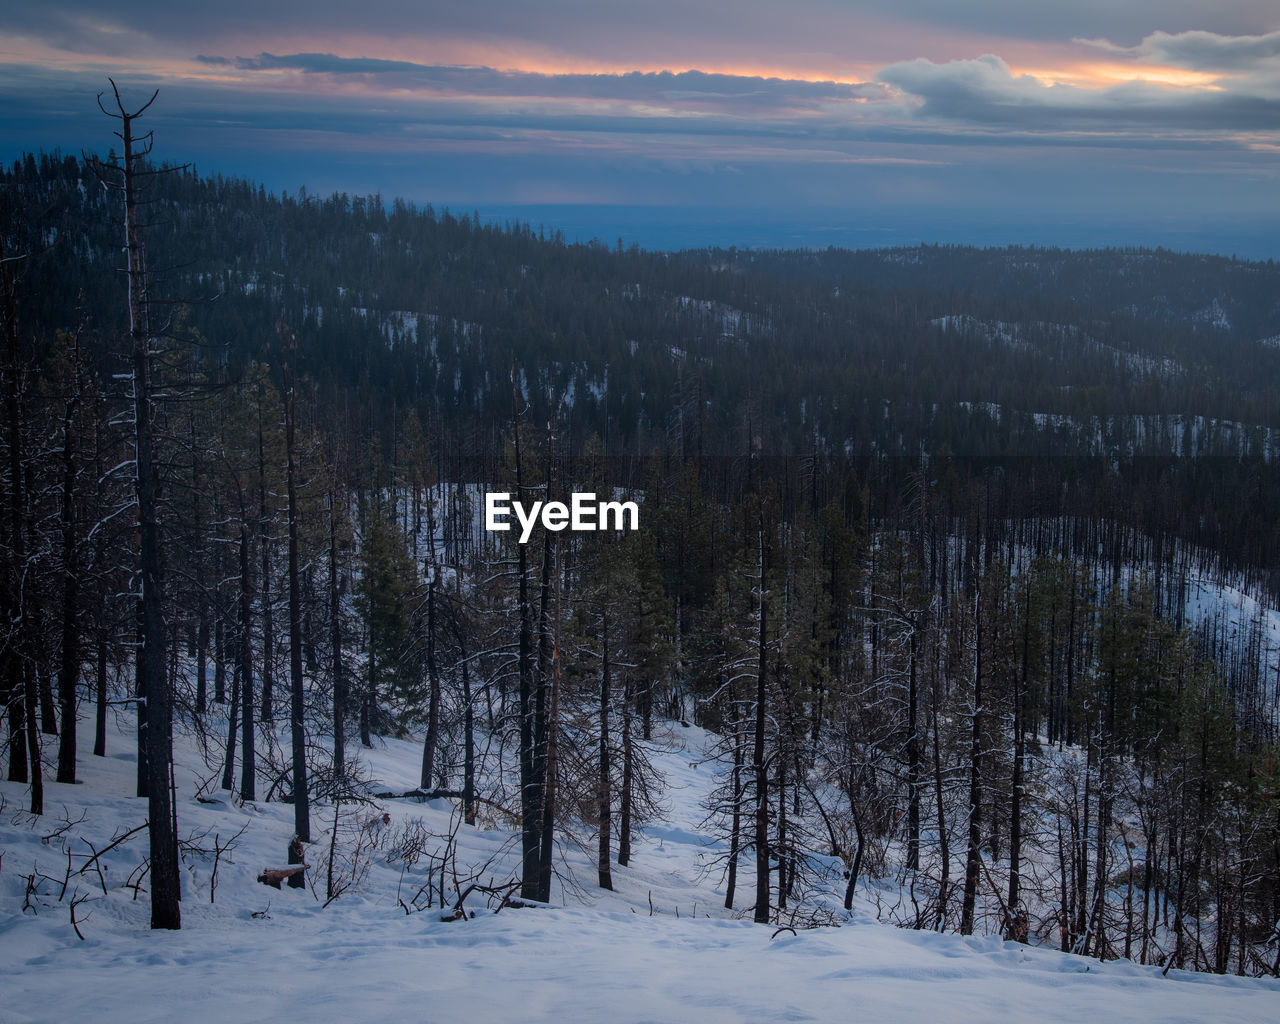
(3, 124, 1280, 979)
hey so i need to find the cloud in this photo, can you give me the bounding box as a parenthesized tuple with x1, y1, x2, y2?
(1078, 28, 1280, 72)
(193, 52, 889, 112)
(880, 55, 1058, 115)
(208, 52, 428, 75)
(878, 51, 1280, 132)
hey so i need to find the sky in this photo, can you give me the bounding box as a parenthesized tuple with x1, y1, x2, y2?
(1, 1, 1278, 256)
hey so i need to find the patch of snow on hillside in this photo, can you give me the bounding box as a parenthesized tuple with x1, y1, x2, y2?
(1194, 297, 1232, 331)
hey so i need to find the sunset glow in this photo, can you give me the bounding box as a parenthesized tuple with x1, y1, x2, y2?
(1072, 62, 1226, 88)
(1, 2, 1277, 255)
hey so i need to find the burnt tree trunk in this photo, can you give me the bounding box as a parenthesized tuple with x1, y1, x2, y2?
(56, 343, 83, 785)
(513, 381, 540, 901)
(329, 486, 346, 780)
(753, 517, 770, 926)
(420, 568, 441, 790)
(3, 228, 29, 786)
(281, 324, 310, 842)
(105, 82, 181, 927)
(619, 667, 634, 868)
(238, 520, 256, 801)
(597, 605, 613, 891)
(961, 589, 983, 936)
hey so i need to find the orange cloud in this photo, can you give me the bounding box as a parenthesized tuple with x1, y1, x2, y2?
(1019, 61, 1227, 90)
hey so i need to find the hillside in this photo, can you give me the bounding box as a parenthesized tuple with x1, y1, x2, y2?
(5, 151, 1280, 993)
(10, 153, 1280, 589)
(3, 711, 1278, 1024)
(8, 153, 1280, 462)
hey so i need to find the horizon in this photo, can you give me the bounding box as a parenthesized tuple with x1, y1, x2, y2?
(10, 145, 1280, 262)
(2, 2, 1279, 259)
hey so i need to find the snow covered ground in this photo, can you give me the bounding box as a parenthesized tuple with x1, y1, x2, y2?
(2, 710, 1278, 1023)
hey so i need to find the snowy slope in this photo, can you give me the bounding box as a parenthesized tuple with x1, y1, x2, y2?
(2, 711, 1278, 1023)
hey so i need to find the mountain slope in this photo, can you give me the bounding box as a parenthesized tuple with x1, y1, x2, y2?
(2, 709, 1277, 1023)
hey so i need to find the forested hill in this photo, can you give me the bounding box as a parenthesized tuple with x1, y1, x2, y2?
(736, 244, 1280, 342)
(9, 150, 1280, 978)
(8, 151, 1280, 468)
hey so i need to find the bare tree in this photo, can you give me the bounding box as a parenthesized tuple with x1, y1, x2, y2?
(94, 80, 181, 929)
(279, 323, 311, 843)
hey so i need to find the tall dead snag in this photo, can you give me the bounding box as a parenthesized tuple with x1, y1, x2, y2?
(960, 585, 983, 937)
(451, 601, 475, 826)
(237, 511, 256, 801)
(597, 604, 613, 891)
(328, 477, 347, 782)
(1, 198, 32, 793)
(1, 195, 37, 809)
(512, 377, 540, 901)
(255, 377, 275, 723)
(538, 525, 562, 904)
(55, 329, 88, 785)
(419, 565, 441, 791)
(534, 416, 559, 904)
(618, 660, 634, 868)
(279, 323, 310, 843)
(1006, 576, 1031, 941)
(753, 493, 771, 925)
(96, 79, 180, 929)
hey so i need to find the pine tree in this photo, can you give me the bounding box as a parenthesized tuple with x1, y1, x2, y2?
(355, 491, 418, 740)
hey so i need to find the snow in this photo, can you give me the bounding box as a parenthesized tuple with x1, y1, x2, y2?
(1195, 297, 1232, 331)
(930, 315, 1186, 381)
(1184, 571, 1280, 704)
(9, 902, 1273, 1024)
(2, 710, 1277, 1022)
(678, 296, 767, 340)
(946, 403, 1278, 459)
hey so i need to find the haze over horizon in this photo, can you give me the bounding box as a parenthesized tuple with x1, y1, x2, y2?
(2, 1, 1278, 257)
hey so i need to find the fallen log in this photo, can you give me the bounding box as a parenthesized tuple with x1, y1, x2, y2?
(257, 865, 307, 889)
(373, 788, 462, 801)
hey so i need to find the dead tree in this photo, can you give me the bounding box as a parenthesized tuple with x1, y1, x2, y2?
(279, 323, 310, 843)
(95, 79, 181, 929)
